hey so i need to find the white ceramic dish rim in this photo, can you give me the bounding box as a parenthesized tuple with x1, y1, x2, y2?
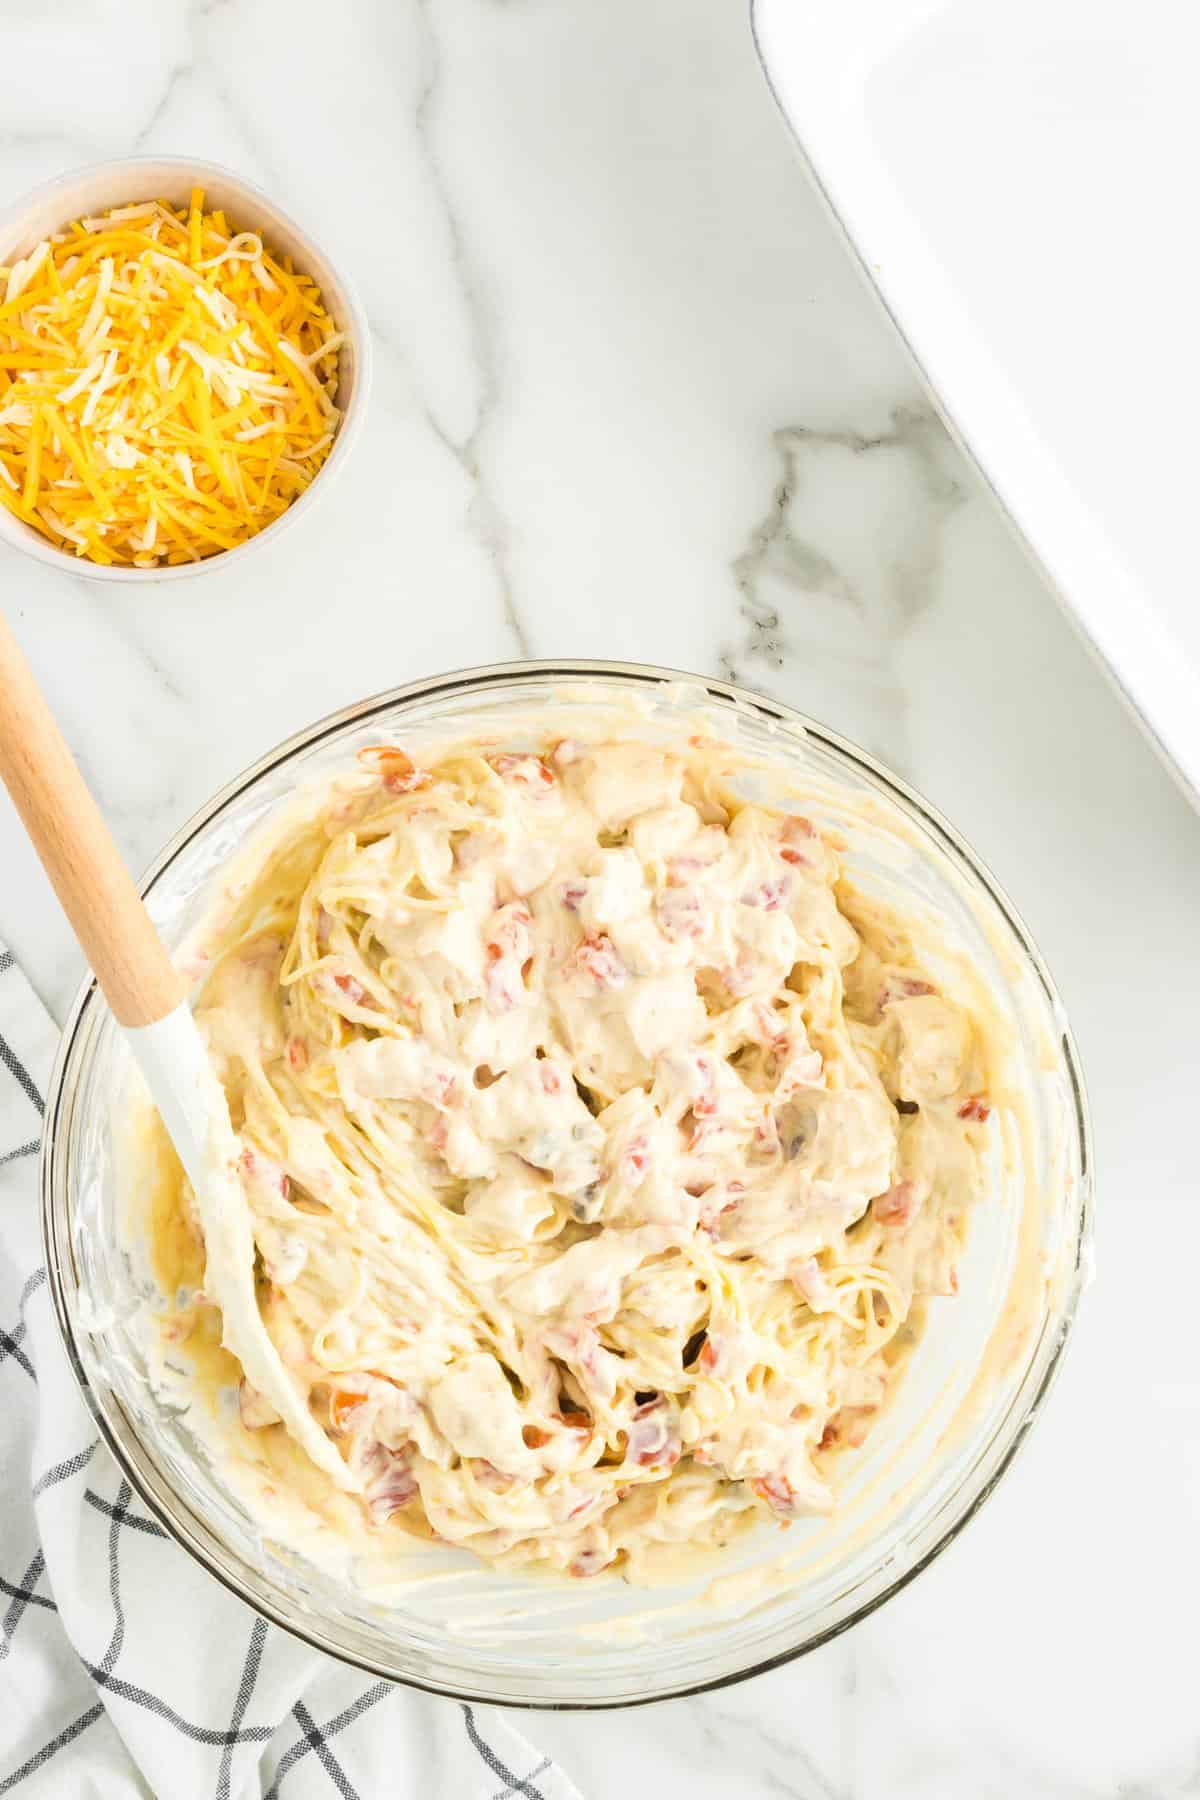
(0, 154, 372, 583)
(749, 0, 1200, 812)
(39, 659, 1094, 1707)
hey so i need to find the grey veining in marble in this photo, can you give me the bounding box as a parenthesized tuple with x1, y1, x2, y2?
(1, 3, 1198, 1796)
(722, 409, 963, 773)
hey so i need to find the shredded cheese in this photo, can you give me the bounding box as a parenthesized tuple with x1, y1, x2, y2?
(0, 191, 342, 566)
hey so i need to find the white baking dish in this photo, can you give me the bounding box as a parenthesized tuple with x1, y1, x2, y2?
(753, 0, 1200, 806)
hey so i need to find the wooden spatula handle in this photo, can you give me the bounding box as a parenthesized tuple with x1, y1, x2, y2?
(0, 611, 185, 1028)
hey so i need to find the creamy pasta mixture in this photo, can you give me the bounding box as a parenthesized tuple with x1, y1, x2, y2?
(151, 727, 996, 1581)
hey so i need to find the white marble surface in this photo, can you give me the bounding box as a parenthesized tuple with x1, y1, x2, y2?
(1, 3, 1198, 1795)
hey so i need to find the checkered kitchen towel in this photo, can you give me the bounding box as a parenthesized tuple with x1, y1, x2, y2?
(0, 944, 581, 1800)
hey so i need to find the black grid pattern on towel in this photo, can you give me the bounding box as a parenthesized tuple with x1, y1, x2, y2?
(0, 954, 565, 1800)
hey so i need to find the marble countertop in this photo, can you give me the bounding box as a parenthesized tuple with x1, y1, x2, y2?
(1, 4, 1198, 1796)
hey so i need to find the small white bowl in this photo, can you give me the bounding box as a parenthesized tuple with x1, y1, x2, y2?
(0, 156, 372, 583)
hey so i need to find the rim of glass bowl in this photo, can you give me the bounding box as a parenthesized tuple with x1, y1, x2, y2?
(40, 659, 1093, 1708)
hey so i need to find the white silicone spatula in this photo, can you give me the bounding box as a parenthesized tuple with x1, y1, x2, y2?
(0, 610, 353, 1488)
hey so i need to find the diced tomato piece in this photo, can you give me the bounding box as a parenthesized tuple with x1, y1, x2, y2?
(880, 976, 936, 1011)
(563, 932, 627, 990)
(957, 1094, 991, 1122)
(690, 1052, 718, 1117)
(790, 1257, 834, 1310)
(543, 1324, 617, 1403)
(487, 752, 556, 787)
(329, 1387, 368, 1433)
(753, 1112, 780, 1156)
(754, 1004, 789, 1050)
(698, 1193, 741, 1236)
(361, 1442, 418, 1523)
(332, 972, 374, 1009)
(484, 902, 534, 1012)
(488, 901, 533, 956)
(750, 1473, 801, 1516)
(286, 1036, 308, 1073)
(779, 815, 816, 864)
(621, 1135, 649, 1182)
(357, 745, 432, 793)
(625, 1397, 680, 1468)
(873, 1179, 916, 1226)
(688, 1118, 719, 1154)
(239, 1146, 288, 1198)
(522, 1425, 551, 1449)
(483, 950, 518, 1013)
(654, 887, 704, 940)
(423, 1066, 455, 1106)
(742, 877, 789, 911)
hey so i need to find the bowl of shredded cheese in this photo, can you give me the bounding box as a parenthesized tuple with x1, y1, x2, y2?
(0, 157, 370, 577)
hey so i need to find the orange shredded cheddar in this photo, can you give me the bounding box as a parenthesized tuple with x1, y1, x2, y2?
(0, 192, 342, 566)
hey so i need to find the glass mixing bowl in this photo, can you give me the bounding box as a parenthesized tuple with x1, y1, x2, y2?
(41, 662, 1092, 1707)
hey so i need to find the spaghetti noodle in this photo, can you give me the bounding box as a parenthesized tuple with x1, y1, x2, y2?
(156, 727, 994, 1579)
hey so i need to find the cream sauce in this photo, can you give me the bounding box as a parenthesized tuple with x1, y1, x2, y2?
(139, 724, 1000, 1583)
